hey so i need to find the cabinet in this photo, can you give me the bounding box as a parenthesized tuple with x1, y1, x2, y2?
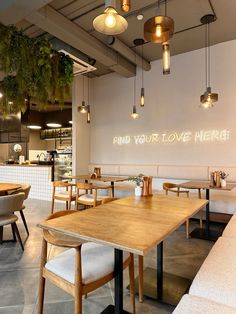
(53, 152, 72, 182)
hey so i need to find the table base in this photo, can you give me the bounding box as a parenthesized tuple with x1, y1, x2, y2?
(131, 268, 191, 306)
(190, 226, 225, 242)
(100, 305, 131, 314)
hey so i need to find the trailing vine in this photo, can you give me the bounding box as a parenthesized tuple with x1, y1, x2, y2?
(0, 23, 74, 115)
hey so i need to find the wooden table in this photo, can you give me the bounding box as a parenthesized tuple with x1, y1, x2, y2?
(0, 183, 21, 195)
(38, 195, 207, 313)
(70, 175, 128, 197)
(178, 181, 236, 241)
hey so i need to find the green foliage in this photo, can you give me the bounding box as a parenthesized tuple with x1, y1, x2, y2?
(0, 23, 74, 115)
(127, 174, 144, 186)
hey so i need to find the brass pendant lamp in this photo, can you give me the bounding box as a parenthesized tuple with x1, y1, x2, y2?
(200, 14, 218, 109)
(144, 0, 174, 43)
(121, 0, 131, 12)
(131, 47, 139, 119)
(144, 0, 174, 75)
(78, 76, 88, 114)
(93, 0, 128, 35)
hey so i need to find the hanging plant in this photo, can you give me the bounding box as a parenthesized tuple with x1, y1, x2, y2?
(0, 23, 74, 115)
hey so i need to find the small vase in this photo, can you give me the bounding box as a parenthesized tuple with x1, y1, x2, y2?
(135, 186, 142, 196)
(221, 179, 227, 187)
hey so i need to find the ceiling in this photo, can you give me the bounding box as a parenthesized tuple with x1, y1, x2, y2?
(1, 0, 236, 78)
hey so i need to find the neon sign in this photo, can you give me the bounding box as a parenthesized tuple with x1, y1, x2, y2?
(113, 129, 230, 146)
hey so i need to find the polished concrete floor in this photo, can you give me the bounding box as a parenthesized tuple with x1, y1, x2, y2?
(0, 199, 214, 314)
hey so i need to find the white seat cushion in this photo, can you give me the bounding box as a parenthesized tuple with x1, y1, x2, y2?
(45, 242, 129, 284)
(55, 191, 76, 199)
(0, 214, 18, 226)
(223, 214, 236, 238)
(189, 237, 236, 307)
(173, 294, 236, 314)
(78, 194, 109, 203)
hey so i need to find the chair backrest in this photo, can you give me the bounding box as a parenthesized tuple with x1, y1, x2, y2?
(19, 184, 31, 200)
(0, 193, 25, 216)
(76, 182, 93, 190)
(53, 181, 69, 187)
(163, 182, 178, 191)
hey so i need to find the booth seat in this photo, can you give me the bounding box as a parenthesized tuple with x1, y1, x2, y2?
(88, 164, 236, 215)
(174, 214, 236, 313)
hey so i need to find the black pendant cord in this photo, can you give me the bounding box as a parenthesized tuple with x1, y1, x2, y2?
(83, 75, 85, 102)
(208, 22, 210, 88)
(141, 45, 144, 89)
(165, 0, 167, 16)
(134, 47, 136, 108)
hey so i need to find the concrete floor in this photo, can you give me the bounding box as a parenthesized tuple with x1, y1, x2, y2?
(0, 199, 213, 314)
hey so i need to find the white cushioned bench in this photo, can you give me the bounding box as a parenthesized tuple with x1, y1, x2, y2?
(173, 294, 236, 314)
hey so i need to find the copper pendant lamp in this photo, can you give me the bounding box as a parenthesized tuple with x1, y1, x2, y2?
(144, 0, 174, 44)
(200, 14, 218, 109)
(93, 0, 128, 35)
(121, 0, 131, 12)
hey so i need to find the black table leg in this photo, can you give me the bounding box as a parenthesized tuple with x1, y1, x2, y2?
(157, 242, 163, 300)
(100, 249, 131, 314)
(111, 181, 115, 197)
(205, 188, 210, 238)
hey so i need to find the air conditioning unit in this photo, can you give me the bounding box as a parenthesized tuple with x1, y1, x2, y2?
(59, 50, 97, 76)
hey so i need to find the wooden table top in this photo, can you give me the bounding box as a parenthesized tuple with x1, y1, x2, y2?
(38, 195, 207, 256)
(0, 183, 21, 193)
(70, 175, 128, 182)
(179, 181, 236, 191)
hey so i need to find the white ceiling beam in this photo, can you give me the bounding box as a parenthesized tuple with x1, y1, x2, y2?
(26, 6, 136, 78)
(0, 0, 52, 25)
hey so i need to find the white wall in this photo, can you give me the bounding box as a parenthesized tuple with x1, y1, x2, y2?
(91, 39, 236, 166)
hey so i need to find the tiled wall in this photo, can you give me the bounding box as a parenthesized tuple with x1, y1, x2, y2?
(0, 166, 52, 200)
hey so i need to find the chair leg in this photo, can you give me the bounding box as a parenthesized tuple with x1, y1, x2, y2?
(19, 210, 29, 235)
(12, 223, 24, 251)
(138, 255, 144, 303)
(11, 224, 16, 242)
(51, 198, 55, 214)
(199, 209, 203, 229)
(66, 201, 69, 210)
(186, 219, 190, 239)
(38, 239, 47, 314)
(0, 226, 3, 244)
(129, 254, 136, 314)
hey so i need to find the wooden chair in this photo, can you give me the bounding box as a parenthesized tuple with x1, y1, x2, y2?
(38, 210, 135, 314)
(75, 183, 112, 210)
(0, 193, 25, 251)
(51, 181, 76, 214)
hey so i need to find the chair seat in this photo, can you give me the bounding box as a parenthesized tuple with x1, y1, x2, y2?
(78, 194, 109, 203)
(55, 191, 76, 200)
(0, 214, 18, 226)
(45, 242, 129, 285)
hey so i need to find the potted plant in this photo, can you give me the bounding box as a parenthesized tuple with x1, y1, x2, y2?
(127, 174, 144, 196)
(220, 171, 229, 187)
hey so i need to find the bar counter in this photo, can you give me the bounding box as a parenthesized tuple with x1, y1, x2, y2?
(0, 164, 53, 200)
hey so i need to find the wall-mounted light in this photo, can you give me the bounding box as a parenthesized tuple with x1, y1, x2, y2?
(162, 41, 170, 74)
(46, 123, 62, 128)
(121, 0, 131, 12)
(93, 0, 128, 35)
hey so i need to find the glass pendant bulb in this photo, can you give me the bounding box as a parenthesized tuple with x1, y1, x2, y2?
(140, 87, 145, 107)
(121, 0, 131, 12)
(162, 42, 170, 75)
(155, 25, 162, 38)
(105, 9, 117, 28)
(87, 105, 91, 123)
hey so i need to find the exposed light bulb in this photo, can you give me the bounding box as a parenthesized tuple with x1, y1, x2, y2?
(131, 105, 139, 119)
(0, 92, 3, 99)
(140, 88, 145, 107)
(105, 10, 117, 28)
(162, 42, 170, 75)
(155, 25, 162, 37)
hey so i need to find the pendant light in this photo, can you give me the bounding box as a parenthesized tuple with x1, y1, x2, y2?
(200, 14, 218, 109)
(140, 43, 145, 107)
(78, 76, 88, 114)
(144, 0, 174, 44)
(131, 49, 139, 119)
(121, 0, 131, 12)
(87, 78, 91, 124)
(93, 0, 128, 35)
(144, 0, 173, 75)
